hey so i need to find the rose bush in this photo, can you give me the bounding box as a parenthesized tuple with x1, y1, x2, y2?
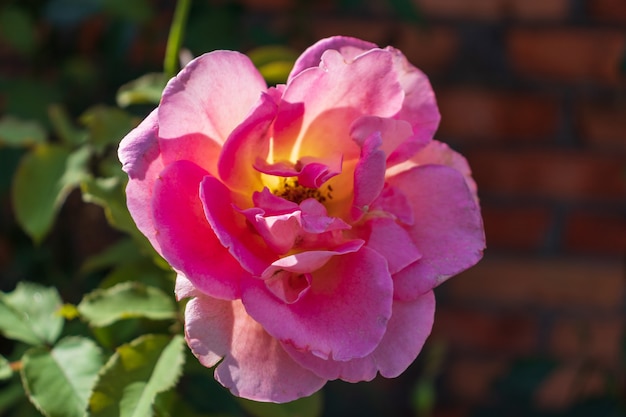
(119, 36, 485, 403)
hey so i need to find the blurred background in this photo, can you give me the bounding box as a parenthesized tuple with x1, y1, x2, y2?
(0, 0, 624, 416)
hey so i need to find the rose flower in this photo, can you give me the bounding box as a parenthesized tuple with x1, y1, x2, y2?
(119, 36, 485, 403)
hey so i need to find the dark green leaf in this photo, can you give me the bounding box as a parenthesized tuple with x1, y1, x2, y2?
(0, 78, 62, 126)
(0, 355, 12, 380)
(21, 337, 104, 417)
(78, 281, 176, 327)
(81, 239, 144, 274)
(48, 104, 88, 147)
(238, 392, 323, 417)
(0, 282, 63, 346)
(0, 116, 47, 147)
(87, 334, 185, 417)
(80, 105, 138, 153)
(0, 6, 36, 56)
(0, 380, 25, 415)
(12, 144, 90, 243)
(81, 176, 139, 236)
(102, 0, 152, 22)
(117, 73, 168, 107)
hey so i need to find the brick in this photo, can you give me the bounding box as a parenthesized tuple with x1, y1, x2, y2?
(589, 0, 626, 23)
(507, 0, 569, 20)
(564, 209, 626, 255)
(444, 357, 508, 402)
(437, 89, 560, 142)
(394, 24, 459, 74)
(432, 307, 537, 354)
(466, 149, 626, 202)
(413, 0, 502, 20)
(549, 317, 624, 366)
(507, 28, 626, 85)
(534, 364, 608, 411)
(240, 0, 295, 10)
(576, 99, 626, 151)
(413, 0, 568, 20)
(481, 204, 553, 251)
(444, 256, 625, 309)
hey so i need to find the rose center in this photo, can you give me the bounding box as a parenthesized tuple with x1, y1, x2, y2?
(273, 177, 334, 205)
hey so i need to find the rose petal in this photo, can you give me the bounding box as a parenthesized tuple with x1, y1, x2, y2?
(283, 291, 435, 382)
(118, 109, 164, 253)
(200, 176, 277, 275)
(242, 247, 392, 361)
(238, 206, 302, 254)
(274, 48, 404, 162)
(288, 36, 377, 81)
(219, 92, 277, 193)
(185, 296, 326, 403)
(411, 140, 479, 202)
(158, 132, 222, 178)
(387, 47, 440, 152)
(387, 165, 485, 299)
(351, 132, 386, 221)
(362, 217, 421, 275)
(264, 270, 312, 304)
(254, 154, 342, 189)
(350, 116, 414, 167)
(159, 51, 266, 144)
(152, 160, 245, 300)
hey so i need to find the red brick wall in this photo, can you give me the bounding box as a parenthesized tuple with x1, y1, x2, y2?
(240, 0, 626, 413)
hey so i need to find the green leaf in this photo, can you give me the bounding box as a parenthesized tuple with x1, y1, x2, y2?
(21, 337, 104, 417)
(12, 144, 90, 243)
(88, 334, 185, 417)
(81, 239, 144, 274)
(0, 355, 12, 380)
(78, 282, 176, 327)
(238, 392, 323, 417)
(0, 282, 63, 346)
(48, 104, 88, 147)
(80, 105, 137, 153)
(117, 73, 168, 108)
(81, 176, 140, 237)
(0, 380, 25, 415)
(102, 0, 152, 22)
(0, 6, 36, 56)
(247, 45, 298, 85)
(0, 116, 47, 147)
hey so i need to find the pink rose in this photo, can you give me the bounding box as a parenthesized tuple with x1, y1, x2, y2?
(119, 36, 485, 403)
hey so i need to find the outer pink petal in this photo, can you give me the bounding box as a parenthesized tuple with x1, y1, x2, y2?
(288, 36, 377, 81)
(411, 140, 478, 201)
(200, 176, 277, 275)
(218, 92, 277, 192)
(158, 132, 222, 178)
(274, 48, 404, 161)
(185, 296, 326, 403)
(362, 217, 421, 275)
(242, 247, 393, 361)
(387, 47, 440, 153)
(283, 291, 435, 382)
(118, 109, 164, 253)
(158, 51, 266, 144)
(152, 160, 245, 300)
(387, 165, 485, 299)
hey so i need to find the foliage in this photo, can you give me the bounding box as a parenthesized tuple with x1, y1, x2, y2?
(0, 1, 623, 417)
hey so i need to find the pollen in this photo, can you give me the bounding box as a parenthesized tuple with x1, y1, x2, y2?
(273, 178, 334, 205)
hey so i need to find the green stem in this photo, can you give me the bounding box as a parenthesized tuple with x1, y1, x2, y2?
(164, 0, 192, 79)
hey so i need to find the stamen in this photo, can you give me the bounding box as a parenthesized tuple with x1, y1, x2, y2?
(273, 177, 326, 205)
